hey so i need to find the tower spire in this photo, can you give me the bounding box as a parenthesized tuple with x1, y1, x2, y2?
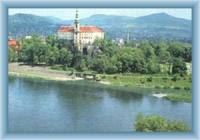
(74, 10, 80, 51)
(75, 10, 79, 20)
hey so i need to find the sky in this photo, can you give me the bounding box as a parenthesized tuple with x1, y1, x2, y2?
(9, 8, 192, 20)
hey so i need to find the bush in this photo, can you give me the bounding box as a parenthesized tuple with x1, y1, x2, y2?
(189, 77, 192, 82)
(155, 85, 161, 89)
(171, 75, 180, 81)
(113, 75, 118, 79)
(163, 86, 170, 89)
(140, 78, 145, 84)
(174, 86, 181, 90)
(184, 87, 191, 90)
(162, 77, 168, 81)
(147, 77, 153, 82)
(134, 113, 190, 132)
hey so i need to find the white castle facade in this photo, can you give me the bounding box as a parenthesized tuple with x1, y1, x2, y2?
(57, 10, 104, 51)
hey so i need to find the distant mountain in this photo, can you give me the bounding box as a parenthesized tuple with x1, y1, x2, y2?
(8, 14, 61, 37)
(133, 13, 190, 27)
(8, 13, 192, 41)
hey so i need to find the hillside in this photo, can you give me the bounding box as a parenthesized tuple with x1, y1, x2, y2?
(8, 13, 192, 41)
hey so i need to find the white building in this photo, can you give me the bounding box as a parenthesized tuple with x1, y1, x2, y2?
(57, 10, 104, 51)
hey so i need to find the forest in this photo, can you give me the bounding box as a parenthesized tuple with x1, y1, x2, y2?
(9, 35, 192, 75)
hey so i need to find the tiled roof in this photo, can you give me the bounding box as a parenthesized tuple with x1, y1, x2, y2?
(58, 26, 103, 33)
(8, 39, 18, 46)
(58, 26, 74, 32)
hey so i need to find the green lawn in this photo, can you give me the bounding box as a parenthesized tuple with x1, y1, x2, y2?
(164, 93, 192, 102)
(102, 73, 192, 90)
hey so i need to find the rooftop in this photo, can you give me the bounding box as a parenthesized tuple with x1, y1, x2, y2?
(58, 26, 103, 33)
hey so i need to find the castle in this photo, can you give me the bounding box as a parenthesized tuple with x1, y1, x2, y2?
(57, 10, 104, 51)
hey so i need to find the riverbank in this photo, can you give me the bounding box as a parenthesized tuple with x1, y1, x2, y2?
(9, 63, 83, 81)
(9, 63, 192, 102)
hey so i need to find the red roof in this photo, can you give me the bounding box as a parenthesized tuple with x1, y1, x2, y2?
(58, 26, 74, 32)
(58, 26, 103, 33)
(8, 39, 18, 46)
(8, 39, 21, 51)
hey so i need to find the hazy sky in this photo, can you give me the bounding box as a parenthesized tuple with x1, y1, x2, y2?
(9, 8, 192, 20)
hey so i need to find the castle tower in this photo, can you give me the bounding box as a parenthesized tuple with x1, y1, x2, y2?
(74, 10, 80, 51)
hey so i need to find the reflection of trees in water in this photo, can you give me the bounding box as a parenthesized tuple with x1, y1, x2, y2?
(54, 82, 106, 131)
(9, 76, 16, 84)
(108, 90, 143, 103)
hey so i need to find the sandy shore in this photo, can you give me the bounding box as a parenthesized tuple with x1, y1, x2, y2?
(9, 63, 84, 81)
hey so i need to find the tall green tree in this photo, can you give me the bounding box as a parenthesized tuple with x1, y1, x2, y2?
(172, 58, 187, 74)
(59, 48, 73, 67)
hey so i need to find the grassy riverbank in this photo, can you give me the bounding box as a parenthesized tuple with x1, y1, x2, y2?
(9, 63, 192, 102)
(164, 93, 192, 102)
(101, 74, 191, 89)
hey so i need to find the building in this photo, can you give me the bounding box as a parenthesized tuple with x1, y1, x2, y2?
(57, 10, 104, 51)
(8, 39, 21, 52)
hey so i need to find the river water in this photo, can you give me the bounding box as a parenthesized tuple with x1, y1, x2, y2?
(8, 77, 192, 133)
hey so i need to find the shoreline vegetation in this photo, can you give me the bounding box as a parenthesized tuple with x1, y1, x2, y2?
(134, 114, 190, 132)
(9, 63, 192, 103)
(8, 35, 192, 103)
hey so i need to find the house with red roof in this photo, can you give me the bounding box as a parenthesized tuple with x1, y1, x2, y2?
(57, 10, 104, 51)
(8, 39, 21, 52)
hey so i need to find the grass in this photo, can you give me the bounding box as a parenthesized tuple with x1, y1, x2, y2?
(102, 73, 192, 90)
(9, 63, 192, 103)
(164, 93, 192, 102)
(49, 65, 192, 91)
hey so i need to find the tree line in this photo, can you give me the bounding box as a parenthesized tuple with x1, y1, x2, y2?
(9, 35, 192, 75)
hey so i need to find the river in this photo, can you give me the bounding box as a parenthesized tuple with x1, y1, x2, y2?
(8, 77, 192, 133)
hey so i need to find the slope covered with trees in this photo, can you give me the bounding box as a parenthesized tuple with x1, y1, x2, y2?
(8, 13, 192, 42)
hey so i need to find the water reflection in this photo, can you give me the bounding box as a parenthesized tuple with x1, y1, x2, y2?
(9, 77, 192, 132)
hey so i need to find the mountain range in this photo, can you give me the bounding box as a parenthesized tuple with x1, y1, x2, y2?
(8, 13, 192, 42)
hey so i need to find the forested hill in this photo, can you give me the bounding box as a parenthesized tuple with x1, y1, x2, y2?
(8, 13, 192, 42)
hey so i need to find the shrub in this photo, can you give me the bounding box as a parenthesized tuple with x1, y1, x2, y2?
(171, 76, 177, 81)
(155, 85, 161, 89)
(162, 77, 168, 81)
(147, 77, 153, 82)
(140, 78, 145, 84)
(113, 75, 118, 79)
(174, 86, 181, 90)
(184, 87, 191, 90)
(188, 77, 192, 82)
(134, 113, 190, 132)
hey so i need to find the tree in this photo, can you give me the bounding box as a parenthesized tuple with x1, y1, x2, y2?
(59, 48, 73, 67)
(91, 54, 109, 73)
(79, 58, 88, 72)
(140, 42, 155, 61)
(172, 58, 187, 74)
(19, 35, 49, 65)
(9, 48, 18, 62)
(117, 48, 146, 73)
(168, 42, 192, 62)
(45, 46, 60, 65)
(46, 35, 59, 47)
